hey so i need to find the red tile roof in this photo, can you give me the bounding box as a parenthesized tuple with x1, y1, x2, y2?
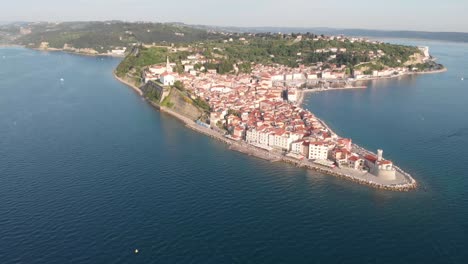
(365, 154, 378, 163)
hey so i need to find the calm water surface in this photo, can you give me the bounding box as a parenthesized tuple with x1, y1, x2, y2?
(0, 42, 467, 263)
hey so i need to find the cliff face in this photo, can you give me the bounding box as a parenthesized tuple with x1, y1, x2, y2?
(142, 81, 204, 121)
(141, 81, 166, 101)
(404, 52, 425, 66)
(162, 88, 203, 121)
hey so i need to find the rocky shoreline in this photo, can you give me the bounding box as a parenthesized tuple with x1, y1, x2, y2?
(113, 72, 143, 96)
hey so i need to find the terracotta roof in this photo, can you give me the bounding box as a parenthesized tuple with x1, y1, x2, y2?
(365, 154, 377, 163)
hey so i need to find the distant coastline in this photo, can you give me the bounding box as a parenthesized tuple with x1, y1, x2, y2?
(31, 47, 125, 58)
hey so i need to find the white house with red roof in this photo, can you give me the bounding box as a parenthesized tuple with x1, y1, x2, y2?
(268, 129, 294, 151)
(332, 148, 351, 166)
(291, 140, 310, 157)
(348, 155, 364, 170)
(160, 72, 176, 86)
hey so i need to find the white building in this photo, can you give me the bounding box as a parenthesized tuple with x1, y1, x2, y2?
(184, 64, 195, 72)
(258, 130, 270, 146)
(309, 142, 329, 160)
(269, 132, 293, 151)
(418, 46, 430, 59)
(307, 72, 318, 80)
(291, 140, 309, 157)
(160, 72, 176, 86)
(292, 73, 305, 80)
(246, 129, 269, 146)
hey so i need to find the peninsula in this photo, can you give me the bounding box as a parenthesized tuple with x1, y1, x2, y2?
(113, 32, 446, 191)
(3, 21, 444, 190)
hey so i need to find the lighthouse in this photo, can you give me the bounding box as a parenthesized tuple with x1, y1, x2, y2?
(377, 149, 383, 161)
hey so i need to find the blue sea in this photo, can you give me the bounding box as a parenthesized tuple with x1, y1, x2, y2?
(0, 41, 467, 263)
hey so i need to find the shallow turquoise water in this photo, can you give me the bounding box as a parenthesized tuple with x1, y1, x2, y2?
(0, 43, 467, 263)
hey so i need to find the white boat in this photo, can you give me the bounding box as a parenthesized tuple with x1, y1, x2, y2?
(60, 78, 64, 82)
(462, 77, 464, 81)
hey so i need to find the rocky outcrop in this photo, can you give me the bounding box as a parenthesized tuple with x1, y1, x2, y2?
(404, 52, 425, 66)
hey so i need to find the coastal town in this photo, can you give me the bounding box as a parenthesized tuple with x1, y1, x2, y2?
(130, 36, 425, 190)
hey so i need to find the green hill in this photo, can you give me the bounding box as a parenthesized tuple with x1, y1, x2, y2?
(10, 21, 222, 53)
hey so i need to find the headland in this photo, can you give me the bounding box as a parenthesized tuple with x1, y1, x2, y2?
(114, 71, 418, 191)
(108, 32, 450, 191)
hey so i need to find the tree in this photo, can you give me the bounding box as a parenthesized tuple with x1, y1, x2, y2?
(173, 80, 185, 91)
(238, 62, 252, 74)
(173, 63, 184, 74)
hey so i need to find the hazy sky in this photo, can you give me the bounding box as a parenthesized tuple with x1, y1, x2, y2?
(3, 0, 467, 32)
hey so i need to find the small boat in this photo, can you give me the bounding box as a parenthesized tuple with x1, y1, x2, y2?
(60, 78, 64, 82)
(462, 77, 464, 81)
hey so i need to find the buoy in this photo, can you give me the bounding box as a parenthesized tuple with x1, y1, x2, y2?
(134, 249, 139, 254)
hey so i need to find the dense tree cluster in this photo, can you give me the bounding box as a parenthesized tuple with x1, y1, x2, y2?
(14, 21, 223, 51)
